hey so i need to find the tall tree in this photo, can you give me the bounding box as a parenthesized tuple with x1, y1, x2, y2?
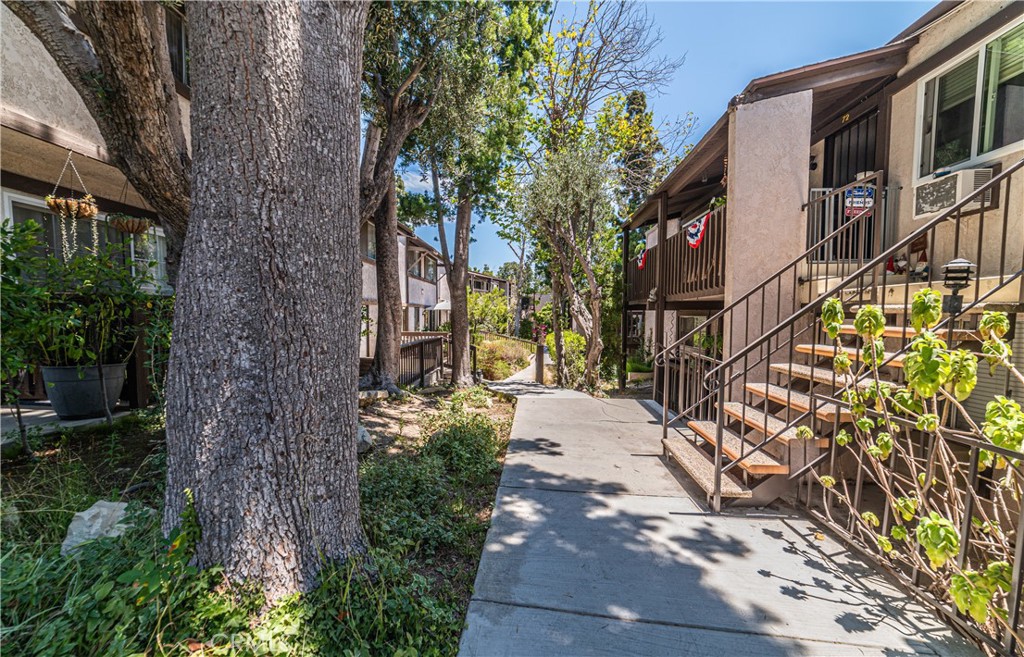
(360, 2, 492, 391)
(5, 0, 191, 279)
(408, 1, 544, 384)
(163, 1, 369, 600)
(524, 1, 683, 387)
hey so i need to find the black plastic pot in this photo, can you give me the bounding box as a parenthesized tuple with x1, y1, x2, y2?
(39, 364, 126, 420)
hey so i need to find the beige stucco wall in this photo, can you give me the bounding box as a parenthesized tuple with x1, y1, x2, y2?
(887, 7, 1024, 278)
(1, 5, 104, 147)
(724, 89, 813, 359)
(1, 5, 192, 166)
(900, 2, 1014, 71)
(407, 276, 437, 307)
(361, 260, 377, 302)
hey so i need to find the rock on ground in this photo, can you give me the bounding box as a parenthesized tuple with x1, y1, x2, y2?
(61, 500, 131, 556)
(357, 424, 375, 454)
(358, 390, 389, 408)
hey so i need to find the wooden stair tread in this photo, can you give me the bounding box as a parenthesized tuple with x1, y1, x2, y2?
(687, 420, 788, 475)
(744, 383, 853, 423)
(796, 343, 905, 368)
(720, 402, 829, 448)
(769, 362, 883, 389)
(829, 325, 977, 340)
(663, 436, 752, 499)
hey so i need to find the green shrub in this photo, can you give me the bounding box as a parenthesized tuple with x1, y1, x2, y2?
(422, 406, 502, 487)
(1, 402, 510, 657)
(625, 356, 653, 373)
(546, 330, 587, 388)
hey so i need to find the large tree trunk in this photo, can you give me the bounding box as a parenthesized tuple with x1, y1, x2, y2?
(163, 1, 368, 601)
(449, 195, 474, 386)
(366, 179, 404, 393)
(6, 0, 191, 280)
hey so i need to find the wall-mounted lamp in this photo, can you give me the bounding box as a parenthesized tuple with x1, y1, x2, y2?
(809, 155, 818, 171)
(941, 258, 976, 315)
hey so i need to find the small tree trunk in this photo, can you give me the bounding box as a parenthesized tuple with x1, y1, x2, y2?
(367, 179, 404, 394)
(449, 195, 474, 386)
(584, 293, 603, 388)
(164, 1, 368, 601)
(550, 271, 567, 387)
(12, 374, 32, 459)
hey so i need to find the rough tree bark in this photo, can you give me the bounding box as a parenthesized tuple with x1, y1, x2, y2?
(510, 233, 528, 338)
(429, 160, 474, 386)
(163, 1, 368, 600)
(366, 179, 405, 393)
(550, 271, 568, 387)
(448, 195, 474, 385)
(5, 0, 191, 279)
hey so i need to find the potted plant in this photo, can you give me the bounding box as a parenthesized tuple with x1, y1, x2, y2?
(626, 337, 655, 382)
(107, 212, 152, 235)
(44, 193, 99, 220)
(30, 238, 149, 421)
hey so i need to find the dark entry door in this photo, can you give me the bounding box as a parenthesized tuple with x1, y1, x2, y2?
(824, 111, 878, 188)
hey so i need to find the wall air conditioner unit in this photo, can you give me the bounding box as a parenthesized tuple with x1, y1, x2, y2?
(913, 168, 993, 220)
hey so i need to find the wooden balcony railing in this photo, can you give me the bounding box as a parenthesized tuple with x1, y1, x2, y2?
(626, 204, 727, 305)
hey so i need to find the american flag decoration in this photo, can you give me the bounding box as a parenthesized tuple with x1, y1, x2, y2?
(686, 213, 710, 248)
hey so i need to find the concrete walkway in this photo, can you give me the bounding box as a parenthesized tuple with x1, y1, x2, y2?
(460, 385, 980, 656)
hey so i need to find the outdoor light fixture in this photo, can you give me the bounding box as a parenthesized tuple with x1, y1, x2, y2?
(941, 258, 976, 315)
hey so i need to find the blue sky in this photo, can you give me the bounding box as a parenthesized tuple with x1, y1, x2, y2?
(413, 0, 935, 273)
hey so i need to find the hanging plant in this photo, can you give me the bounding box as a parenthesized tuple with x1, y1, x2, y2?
(107, 213, 152, 235)
(48, 150, 101, 259)
(45, 193, 98, 219)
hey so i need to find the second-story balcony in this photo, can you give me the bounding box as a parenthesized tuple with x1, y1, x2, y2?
(626, 204, 727, 306)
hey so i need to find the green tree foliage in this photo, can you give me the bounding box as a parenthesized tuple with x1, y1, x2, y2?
(516, 2, 690, 388)
(468, 287, 511, 334)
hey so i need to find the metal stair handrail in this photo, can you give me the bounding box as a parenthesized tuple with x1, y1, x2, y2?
(704, 156, 1023, 383)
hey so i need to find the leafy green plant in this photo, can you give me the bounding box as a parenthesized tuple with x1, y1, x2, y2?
(1, 220, 48, 453)
(2, 399, 512, 656)
(546, 330, 587, 389)
(142, 294, 174, 404)
(816, 289, 1024, 636)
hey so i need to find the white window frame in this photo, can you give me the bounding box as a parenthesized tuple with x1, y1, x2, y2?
(913, 18, 1024, 184)
(2, 187, 170, 293)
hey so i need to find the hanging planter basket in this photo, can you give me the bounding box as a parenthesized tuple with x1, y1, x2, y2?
(45, 193, 99, 219)
(108, 213, 152, 235)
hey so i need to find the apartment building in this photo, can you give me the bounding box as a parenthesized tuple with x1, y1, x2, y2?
(621, 0, 1022, 507)
(358, 221, 445, 357)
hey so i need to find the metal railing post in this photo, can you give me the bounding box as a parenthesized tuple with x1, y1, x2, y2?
(418, 341, 426, 387)
(712, 367, 726, 513)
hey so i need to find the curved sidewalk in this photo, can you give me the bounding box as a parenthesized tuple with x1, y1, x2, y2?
(459, 389, 980, 656)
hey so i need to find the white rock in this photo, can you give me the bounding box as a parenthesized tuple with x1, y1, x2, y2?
(61, 500, 130, 556)
(357, 424, 375, 454)
(358, 390, 389, 408)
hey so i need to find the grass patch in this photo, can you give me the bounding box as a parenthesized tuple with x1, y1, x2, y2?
(0, 387, 512, 656)
(475, 339, 532, 380)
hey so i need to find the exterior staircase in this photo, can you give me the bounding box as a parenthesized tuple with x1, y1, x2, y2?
(654, 158, 1024, 512)
(662, 309, 977, 507)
